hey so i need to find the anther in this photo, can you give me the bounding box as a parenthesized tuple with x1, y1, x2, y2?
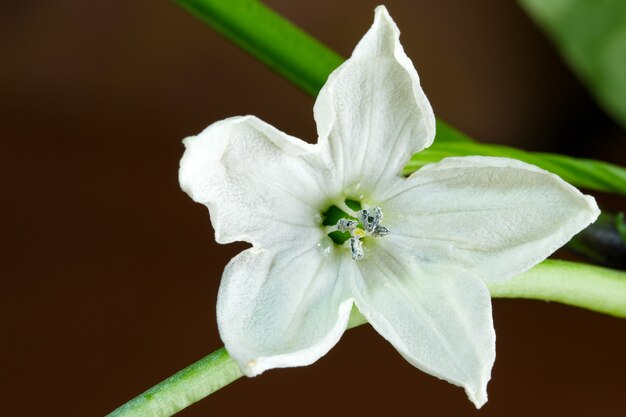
(350, 237, 364, 260)
(372, 225, 390, 237)
(359, 207, 383, 234)
(337, 219, 358, 232)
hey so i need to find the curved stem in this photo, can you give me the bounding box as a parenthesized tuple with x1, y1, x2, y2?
(108, 259, 626, 417)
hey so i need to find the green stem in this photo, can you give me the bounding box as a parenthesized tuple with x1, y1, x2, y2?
(488, 259, 626, 317)
(107, 348, 242, 417)
(109, 260, 626, 417)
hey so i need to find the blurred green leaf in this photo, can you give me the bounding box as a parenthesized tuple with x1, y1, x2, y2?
(520, 0, 626, 127)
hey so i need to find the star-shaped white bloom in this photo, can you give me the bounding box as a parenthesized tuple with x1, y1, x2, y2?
(179, 6, 599, 408)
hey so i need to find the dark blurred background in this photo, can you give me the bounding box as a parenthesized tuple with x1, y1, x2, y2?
(2, 1, 625, 416)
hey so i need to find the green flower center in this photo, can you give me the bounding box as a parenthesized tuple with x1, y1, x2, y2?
(322, 199, 363, 245)
(322, 199, 390, 260)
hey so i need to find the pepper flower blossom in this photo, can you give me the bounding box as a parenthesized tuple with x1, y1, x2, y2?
(179, 6, 599, 408)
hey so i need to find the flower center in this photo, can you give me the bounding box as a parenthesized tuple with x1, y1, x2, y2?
(321, 200, 390, 261)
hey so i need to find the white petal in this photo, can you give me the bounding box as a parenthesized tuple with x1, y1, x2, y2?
(179, 116, 328, 248)
(347, 238, 495, 408)
(217, 244, 354, 376)
(313, 6, 435, 198)
(377, 156, 600, 283)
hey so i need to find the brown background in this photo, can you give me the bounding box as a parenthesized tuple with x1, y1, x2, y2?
(2, 1, 625, 416)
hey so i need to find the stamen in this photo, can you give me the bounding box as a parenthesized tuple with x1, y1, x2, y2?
(337, 219, 358, 232)
(350, 237, 364, 260)
(372, 225, 389, 237)
(359, 207, 383, 234)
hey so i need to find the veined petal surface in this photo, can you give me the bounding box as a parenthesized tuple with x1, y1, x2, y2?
(179, 5, 602, 408)
(179, 116, 328, 248)
(348, 238, 495, 408)
(376, 156, 600, 283)
(217, 244, 354, 376)
(313, 6, 435, 198)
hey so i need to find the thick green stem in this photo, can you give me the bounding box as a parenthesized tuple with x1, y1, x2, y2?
(488, 260, 626, 317)
(108, 260, 626, 417)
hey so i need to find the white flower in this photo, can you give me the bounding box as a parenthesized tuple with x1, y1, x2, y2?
(179, 6, 599, 408)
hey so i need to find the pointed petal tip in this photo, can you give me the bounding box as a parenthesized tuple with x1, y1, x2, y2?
(349, 4, 401, 61)
(181, 135, 193, 148)
(372, 4, 399, 35)
(585, 194, 601, 220)
(573, 191, 600, 234)
(464, 374, 490, 408)
(468, 387, 488, 409)
(373, 5, 390, 18)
